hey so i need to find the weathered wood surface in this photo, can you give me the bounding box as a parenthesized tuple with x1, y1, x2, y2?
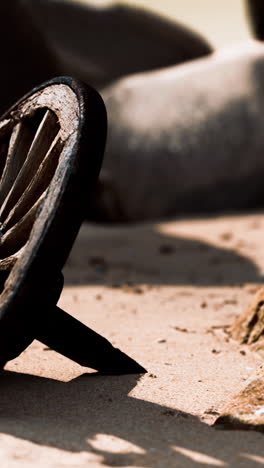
(0, 83, 79, 263)
(0, 110, 59, 221)
(0, 80, 82, 365)
(231, 287, 264, 347)
(3, 135, 63, 231)
(0, 192, 46, 259)
(0, 78, 109, 370)
(0, 76, 143, 374)
(0, 122, 33, 206)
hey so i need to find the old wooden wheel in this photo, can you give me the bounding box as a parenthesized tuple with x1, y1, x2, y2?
(0, 77, 145, 374)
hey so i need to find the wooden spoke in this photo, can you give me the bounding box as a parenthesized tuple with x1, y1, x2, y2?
(0, 255, 18, 291)
(0, 129, 12, 183)
(0, 110, 59, 221)
(1, 135, 63, 232)
(0, 84, 80, 265)
(0, 119, 12, 136)
(0, 82, 85, 269)
(0, 255, 17, 272)
(0, 121, 34, 206)
(0, 192, 45, 258)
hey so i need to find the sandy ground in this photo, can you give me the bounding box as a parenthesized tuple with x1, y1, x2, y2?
(1, 211, 264, 466)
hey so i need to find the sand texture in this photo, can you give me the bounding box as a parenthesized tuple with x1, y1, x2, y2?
(0, 211, 264, 466)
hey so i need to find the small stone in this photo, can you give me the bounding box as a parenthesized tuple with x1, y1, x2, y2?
(122, 283, 144, 294)
(173, 326, 196, 334)
(163, 410, 175, 416)
(243, 284, 260, 294)
(173, 326, 188, 333)
(211, 349, 221, 354)
(204, 408, 220, 416)
(223, 298, 237, 305)
(220, 232, 233, 241)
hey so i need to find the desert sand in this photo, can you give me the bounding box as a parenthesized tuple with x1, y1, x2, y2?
(1, 210, 264, 466)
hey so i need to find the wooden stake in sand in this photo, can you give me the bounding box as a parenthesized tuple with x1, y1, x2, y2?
(0, 77, 145, 374)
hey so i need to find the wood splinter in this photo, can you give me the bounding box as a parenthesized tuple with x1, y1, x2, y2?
(231, 287, 264, 353)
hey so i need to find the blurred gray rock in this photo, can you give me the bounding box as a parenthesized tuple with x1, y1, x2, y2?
(96, 42, 264, 221)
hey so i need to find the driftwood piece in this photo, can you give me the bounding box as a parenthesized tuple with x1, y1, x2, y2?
(214, 367, 264, 431)
(231, 287, 264, 346)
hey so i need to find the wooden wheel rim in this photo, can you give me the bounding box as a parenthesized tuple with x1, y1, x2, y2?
(0, 77, 106, 362)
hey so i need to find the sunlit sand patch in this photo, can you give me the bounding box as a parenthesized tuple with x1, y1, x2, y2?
(242, 453, 264, 464)
(173, 446, 226, 466)
(87, 433, 146, 454)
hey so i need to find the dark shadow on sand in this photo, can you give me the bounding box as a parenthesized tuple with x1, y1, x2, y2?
(63, 213, 264, 288)
(0, 370, 263, 467)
